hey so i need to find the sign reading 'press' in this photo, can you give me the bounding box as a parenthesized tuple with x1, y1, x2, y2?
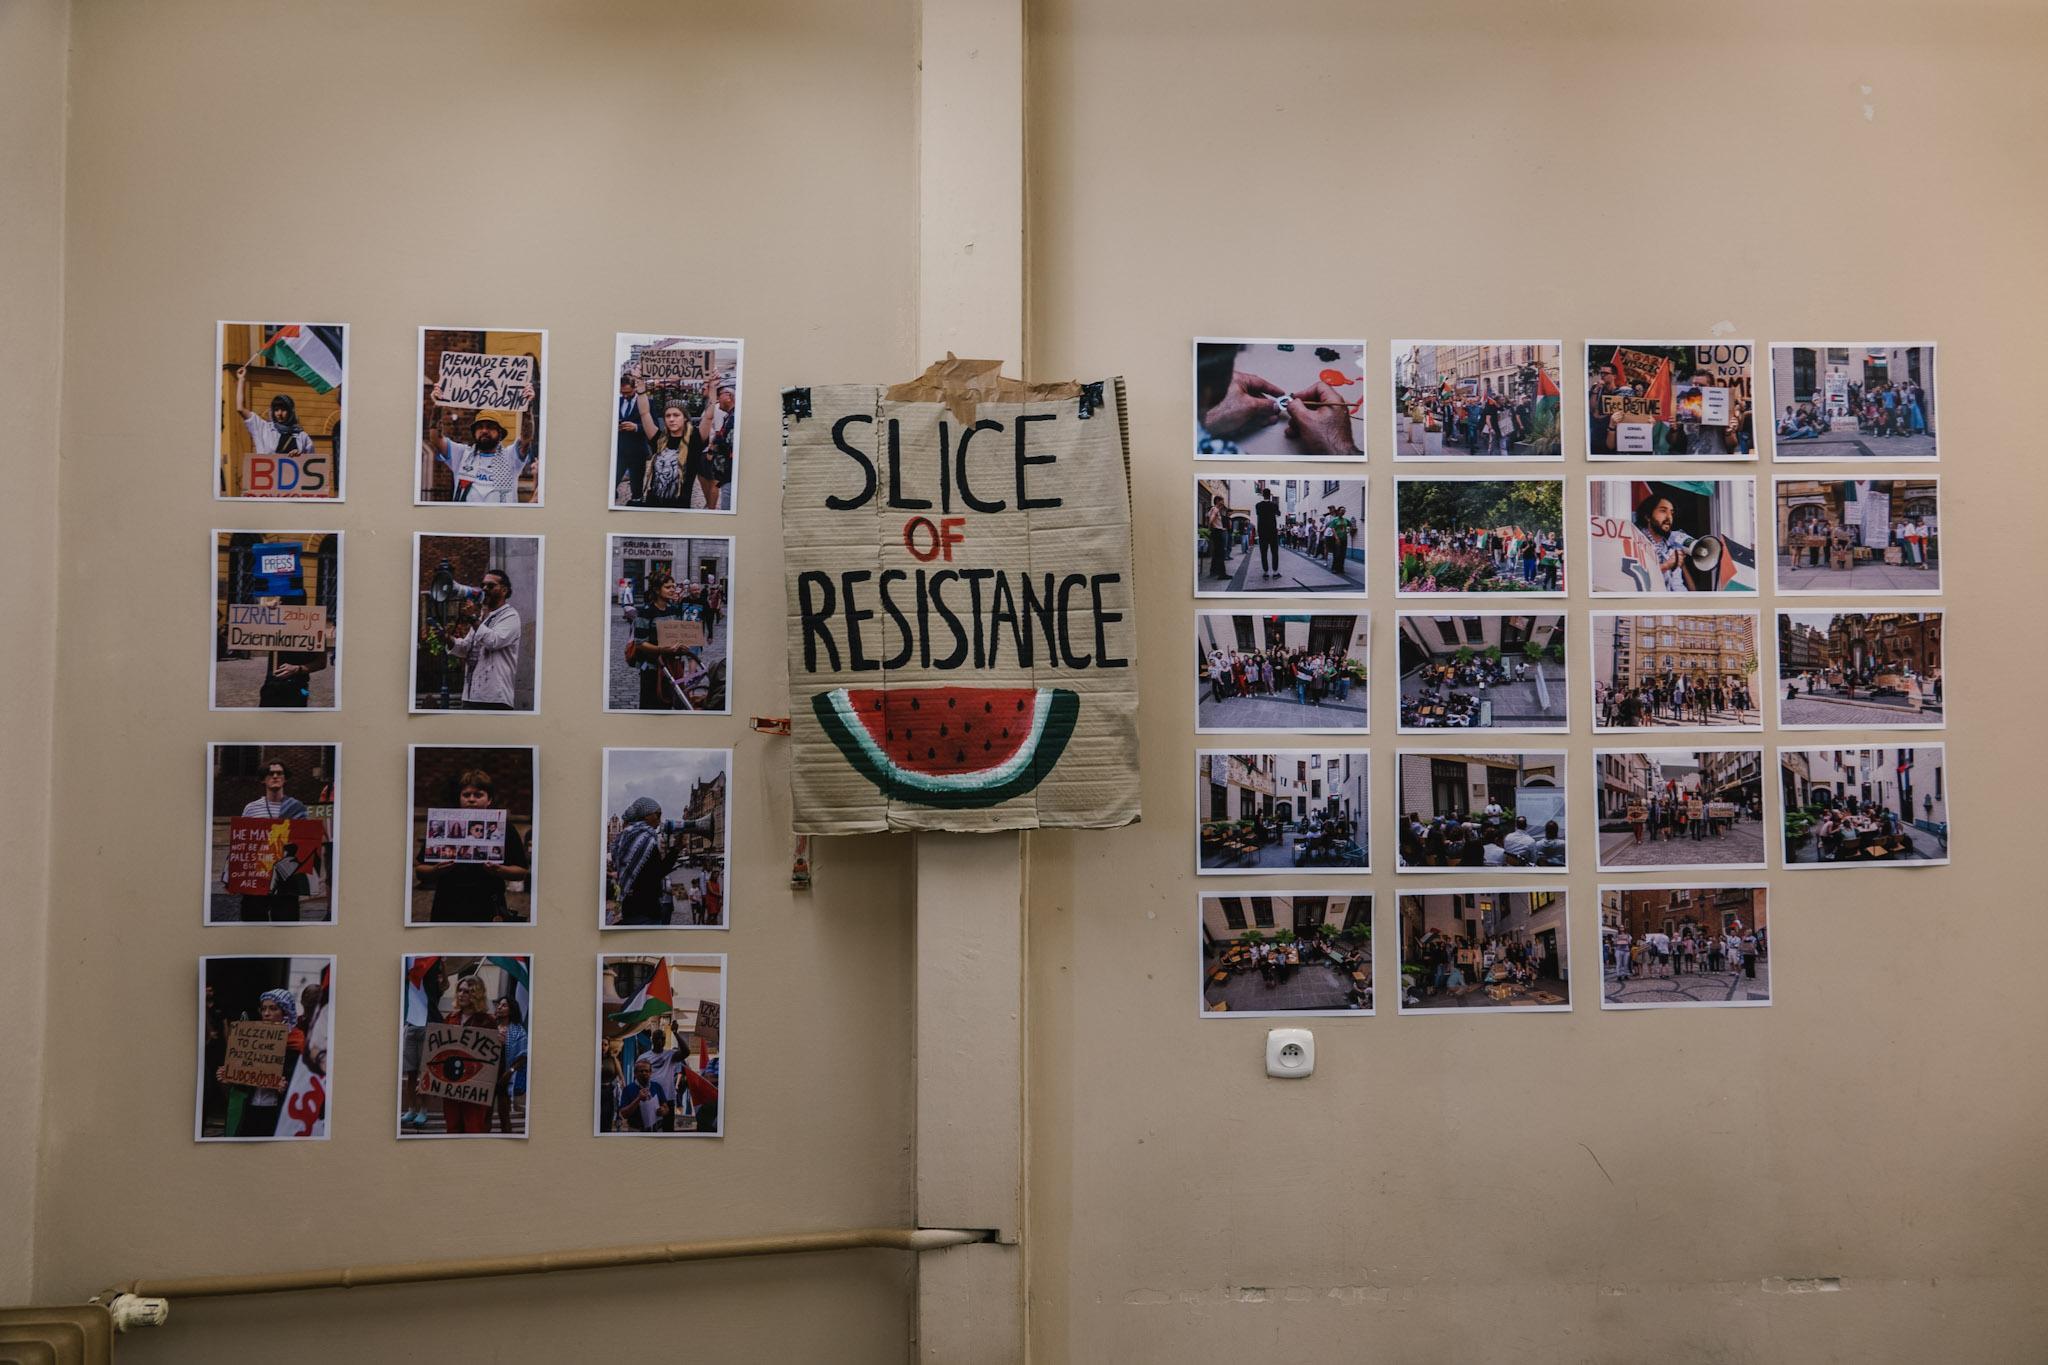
(781, 358, 1140, 834)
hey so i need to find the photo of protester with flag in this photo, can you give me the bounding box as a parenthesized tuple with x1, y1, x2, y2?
(398, 954, 532, 1139)
(196, 955, 333, 1142)
(1586, 342, 1755, 460)
(596, 954, 725, 1137)
(1392, 342, 1563, 459)
(216, 321, 347, 499)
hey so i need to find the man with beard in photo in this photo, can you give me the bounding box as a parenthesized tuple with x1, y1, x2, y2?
(425, 380, 537, 503)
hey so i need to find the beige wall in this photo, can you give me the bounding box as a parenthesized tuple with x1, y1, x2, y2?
(33, 1, 918, 1359)
(0, 0, 69, 1310)
(1026, 1, 2048, 1360)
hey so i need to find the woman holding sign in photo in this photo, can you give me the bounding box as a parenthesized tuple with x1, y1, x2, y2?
(644, 399, 697, 509)
(437, 975, 497, 1135)
(625, 571, 701, 711)
(212, 989, 304, 1139)
(414, 769, 529, 922)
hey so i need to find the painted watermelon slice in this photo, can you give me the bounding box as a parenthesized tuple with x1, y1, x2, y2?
(813, 685, 1080, 809)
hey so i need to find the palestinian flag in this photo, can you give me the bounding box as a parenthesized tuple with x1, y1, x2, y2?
(609, 958, 673, 1032)
(258, 324, 345, 394)
(1535, 366, 1561, 399)
(404, 955, 442, 1028)
(487, 954, 532, 1020)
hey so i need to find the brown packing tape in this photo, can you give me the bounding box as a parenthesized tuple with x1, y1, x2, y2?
(883, 353, 1085, 428)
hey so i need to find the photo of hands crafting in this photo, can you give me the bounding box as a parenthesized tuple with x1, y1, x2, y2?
(1194, 340, 1366, 458)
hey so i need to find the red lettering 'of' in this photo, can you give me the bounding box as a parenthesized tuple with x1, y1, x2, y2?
(904, 516, 942, 561)
(939, 517, 967, 560)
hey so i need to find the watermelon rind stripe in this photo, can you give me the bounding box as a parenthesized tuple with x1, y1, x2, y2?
(812, 687, 1080, 810)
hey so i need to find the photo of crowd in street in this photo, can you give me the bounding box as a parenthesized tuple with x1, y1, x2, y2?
(596, 954, 724, 1137)
(1395, 478, 1565, 595)
(1586, 478, 1759, 596)
(1590, 612, 1762, 731)
(1194, 477, 1366, 595)
(610, 333, 741, 511)
(211, 531, 340, 710)
(1778, 611, 1944, 730)
(1769, 343, 1936, 460)
(1391, 341, 1564, 459)
(1192, 339, 1366, 459)
(1780, 745, 1950, 867)
(1394, 752, 1568, 871)
(407, 746, 537, 924)
(1595, 749, 1767, 871)
(215, 321, 346, 500)
(1199, 893, 1372, 1017)
(1196, 750, 1369, 873)
(1195, 613, 1367, 733)
(411, 533, 544, 712)
(602, 748, 731, 929)
(1586, 342, 1756, 459)
(1397, 891, 1571, 1013)
(416, 327, 546, 504)
(205, 744, 337, 924)
(1397, 613, 1567, 732)
(397, 954, 531, 1139)
(1600, 886, 1769, 1010)
(1775, 478, 1941, 594)
(197, 955, 332, 1141)
(606, 534, 732, 713)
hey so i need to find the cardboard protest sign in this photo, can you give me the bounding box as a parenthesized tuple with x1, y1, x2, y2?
(226, 602, 329, 652)
(417, 1022, 503, 1105)
(222, 1020, 291, 1089)
(239, 452, 334, 498)
(425, 807, 508, 864)
(781, 357, 1140, 834)
(434, 352, 535, 410)
(655, 618, 707, 650)
(1614, 423, 1655, 454)
(225, 817, 327, 895)
(634, 348, 715, 384)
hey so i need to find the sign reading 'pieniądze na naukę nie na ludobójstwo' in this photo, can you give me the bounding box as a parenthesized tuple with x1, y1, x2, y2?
(781, 357, 1140, 834)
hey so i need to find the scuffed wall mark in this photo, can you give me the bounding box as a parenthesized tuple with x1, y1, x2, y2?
(1708, 320, 1736, 337)
(1860, 84, 1876, 122)
(1237, 1286, 1270, 1303)
(1763, 1276, 1843, 1294)
(1125, 1284, 1404, 1307)
(1578, 1142, 1616, 1186)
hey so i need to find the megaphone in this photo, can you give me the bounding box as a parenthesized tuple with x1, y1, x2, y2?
(663, 815, 718, 839)
(1668, 531, 1723, 589)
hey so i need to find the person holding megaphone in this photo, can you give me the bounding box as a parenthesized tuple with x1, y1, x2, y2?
(1632, 493, 1723, 593)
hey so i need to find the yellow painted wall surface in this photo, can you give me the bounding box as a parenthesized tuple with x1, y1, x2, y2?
(1025, 1, 2048, 1360)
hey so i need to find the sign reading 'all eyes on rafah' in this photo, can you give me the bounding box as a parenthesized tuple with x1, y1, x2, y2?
(781, 357, 1141, 834)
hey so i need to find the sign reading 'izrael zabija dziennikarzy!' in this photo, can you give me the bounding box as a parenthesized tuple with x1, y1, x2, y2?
(781, 358, 1140, 834)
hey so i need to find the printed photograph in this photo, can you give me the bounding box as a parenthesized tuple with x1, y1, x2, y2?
(603, 748, 731, 929)
(417, 326, 546, 504)
(1392, 341, 1564, 459)
(1594, 749, 1767, 871)
(1194, 477, 1366, 595)
(1397, 891, 1570, 1013)
(611, 334, 741, 510)
(1780, 745, 1950, 867)
(408, 746, 537, 925)
(1768, 343, 1936, 459)
(412, 533, 543, 712)
(1777, 610, 1944, 730)
(605, 534, 732, 714)
(1195, 612, 1368, 734)
(1193, 339, 1365, 459)
(197, 955, 332, 1141)
(1397, 612, 1567, 733)
(205, 744, 337, 924)
(216, 321, 346, 500)
(1587, 478, 1759, 595)
(1775, 478, 1942, 593)
(1586, 342, 1756, 459)
(398, 955, 531, 1139)
(1600, 886, 1769, 1009)
(1200, 893, 1372, 1016)
(1395, 478, 1565, 595)
(1394, 752, 1568, 871)
(210, 531, 340, 710)
(1591, 612, 1762, 731)
(598, 954, 725, 1137)
(1197, 750, 1370, 873)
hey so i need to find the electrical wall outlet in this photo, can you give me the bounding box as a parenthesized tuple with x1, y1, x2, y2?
(1265, 1027, 1314, 1078)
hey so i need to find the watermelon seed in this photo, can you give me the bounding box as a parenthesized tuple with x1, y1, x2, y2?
(1002, 728, 1010, 738)
(886, 729, 894, 740)
(963, 722, 972, 732)
(1015, 699, 1024, 711)
(947, 696, 956, 708)
(911, 697, 920, 709)
(939, 724, 948, 737)
(927, 746, 936, 759)
(984, 740, 991, 751)
(983, 701, 992, 712)
(955, 749, 966, 763)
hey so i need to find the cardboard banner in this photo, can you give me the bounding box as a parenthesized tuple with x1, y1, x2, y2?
(434, 352, 534, 410)
(781, 358, 1140, 834)
(416, 1023, 503, 1105)
(424, 807, 508, 864)
(225, 602, 329, 652)
(225, 817, 327, 895)
(655, 617, 707, 650)
(221, 1020, 290, 1089)
(634, 348, 715, 384)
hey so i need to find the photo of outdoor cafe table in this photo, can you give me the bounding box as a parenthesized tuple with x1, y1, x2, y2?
(1197, 751, 1369, 873)
(1200, 893, 1372, 1016)
(1780, 745, 1950, 867)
